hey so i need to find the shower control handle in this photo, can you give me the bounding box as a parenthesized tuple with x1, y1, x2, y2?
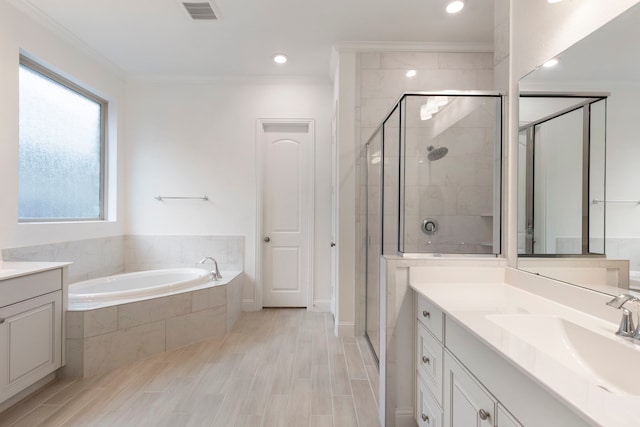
(263, 236, 270, 242)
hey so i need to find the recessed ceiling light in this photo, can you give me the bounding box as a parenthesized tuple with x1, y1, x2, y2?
(273, 53, 288, 64)
(406, 69, 417, 78)
(446, 1, 464, 14)
(542, 58, 559, 68)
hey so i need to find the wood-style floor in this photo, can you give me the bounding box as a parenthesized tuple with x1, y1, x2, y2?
(0, 309, 380, 427)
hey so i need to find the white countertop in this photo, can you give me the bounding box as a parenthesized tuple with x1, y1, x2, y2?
(409, 279, 640, 427)
(0, 262, 71, 280)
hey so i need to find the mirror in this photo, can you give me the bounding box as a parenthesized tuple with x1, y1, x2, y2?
(518, 94, 607, 255)
(517, 4, 640, 291)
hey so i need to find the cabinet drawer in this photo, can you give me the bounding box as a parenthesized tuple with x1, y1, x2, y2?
(417, 376, 443, 427)
(417, 322, 444, 406)
(417, 294, 444, 342)
(0, 269, 62, 308)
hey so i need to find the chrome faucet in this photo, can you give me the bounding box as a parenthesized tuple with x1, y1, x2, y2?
(606, 294, 640, 340)
(199, 257, 223, 280)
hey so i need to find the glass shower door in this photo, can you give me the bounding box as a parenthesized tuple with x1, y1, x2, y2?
(365, 129, 382, 364)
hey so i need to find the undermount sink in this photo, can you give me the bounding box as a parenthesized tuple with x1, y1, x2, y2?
(486, 314, 640, 396)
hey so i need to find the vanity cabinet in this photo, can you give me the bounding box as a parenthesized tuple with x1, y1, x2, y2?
(416, 293, 524, 427)
(415, 296, 445, 426)
(0, 268, 64, 405)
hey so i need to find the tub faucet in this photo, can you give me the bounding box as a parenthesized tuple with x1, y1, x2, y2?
(606, 294, 640, 340)
(199, 257, 223, 280)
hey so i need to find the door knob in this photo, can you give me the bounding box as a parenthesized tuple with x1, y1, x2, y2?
(264, 236, 270, 242)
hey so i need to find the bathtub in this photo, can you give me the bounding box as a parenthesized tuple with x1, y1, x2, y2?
(68, 268, 240, 310)
(65, 268, 244, 378)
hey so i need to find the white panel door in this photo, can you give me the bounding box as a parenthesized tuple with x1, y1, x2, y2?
(261, 121, 312, 307)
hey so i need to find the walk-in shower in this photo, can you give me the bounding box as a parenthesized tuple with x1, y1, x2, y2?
(363, 92, 503, 362)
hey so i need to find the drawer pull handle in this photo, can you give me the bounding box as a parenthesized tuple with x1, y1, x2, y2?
(422, 356, 430, 364)
(478, 409, 490, 421)
(421, 413, 429, 422)
(422, 310, 430, 318)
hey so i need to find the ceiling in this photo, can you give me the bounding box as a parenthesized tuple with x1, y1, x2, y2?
(522, 2, 640, 85)
(15, 0, 495, 78)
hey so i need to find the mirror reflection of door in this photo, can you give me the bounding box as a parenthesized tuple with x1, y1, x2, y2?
(518, 95, 607, 256)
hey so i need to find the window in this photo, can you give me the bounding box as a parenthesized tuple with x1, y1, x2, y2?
(18, 55, 107, 222)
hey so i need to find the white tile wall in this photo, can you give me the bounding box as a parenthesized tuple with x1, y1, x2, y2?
(1, 234, 244, 283)
(1, 236, 125, 283)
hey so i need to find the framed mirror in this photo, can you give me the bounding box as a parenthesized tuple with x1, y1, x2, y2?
(517, 3, 640, 291)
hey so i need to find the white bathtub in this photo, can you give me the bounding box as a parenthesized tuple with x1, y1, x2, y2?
(68, 268, 241, 311)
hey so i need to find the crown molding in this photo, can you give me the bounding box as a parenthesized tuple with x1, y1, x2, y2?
(126, 74, 332, 85)
(8, 0, 126, 80)
(333, 41, 494, 53)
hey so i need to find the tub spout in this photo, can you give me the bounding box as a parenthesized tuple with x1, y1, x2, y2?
(199, 257, 223, 280)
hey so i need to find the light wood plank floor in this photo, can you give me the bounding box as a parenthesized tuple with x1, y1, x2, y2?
(0, 309, 380, 427)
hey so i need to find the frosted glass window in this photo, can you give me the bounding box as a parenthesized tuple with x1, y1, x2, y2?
(18, 58, 106, 221)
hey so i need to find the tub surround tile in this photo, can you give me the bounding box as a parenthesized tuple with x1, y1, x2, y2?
(124, 235, 244, 273)
(65, 274, 244, 378)
(118, 293, 192, 330)
(83, 321, 166, 377)
(2, 236, 125, 283)
(83, 307, 118, 338)
(2, 234, 244, 285)
(192, 285, 226, 312)
(166, 306, 226, 351)
(65, 312, 84, 340)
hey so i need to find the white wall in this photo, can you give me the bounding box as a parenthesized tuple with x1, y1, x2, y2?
(124, 78, 333, 310)
(0, 1, 127, 251)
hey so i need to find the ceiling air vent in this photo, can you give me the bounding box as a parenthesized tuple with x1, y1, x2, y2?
(182, 2, 219, 20)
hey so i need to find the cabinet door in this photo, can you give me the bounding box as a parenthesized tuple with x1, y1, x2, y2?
(0, 291, 62, 403)
(417, 376, 443, 427)
(497, 404, 523, 427)
(444, 352, 495, 427)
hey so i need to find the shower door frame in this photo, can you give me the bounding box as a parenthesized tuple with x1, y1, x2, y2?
(518, 94, 608, 256)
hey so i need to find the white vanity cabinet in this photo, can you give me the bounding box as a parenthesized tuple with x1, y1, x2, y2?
(415, 293, 524, 427)
(0, 267, 65, 406)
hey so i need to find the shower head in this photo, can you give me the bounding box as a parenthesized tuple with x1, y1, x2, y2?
(427, 145, 448, 161)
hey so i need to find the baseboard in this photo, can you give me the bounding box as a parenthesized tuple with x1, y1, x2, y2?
(335, 321, 355, 337)
(242, 299, 257, 311)
(312, 299, 331, 312)
(395, 407, 415, 427)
